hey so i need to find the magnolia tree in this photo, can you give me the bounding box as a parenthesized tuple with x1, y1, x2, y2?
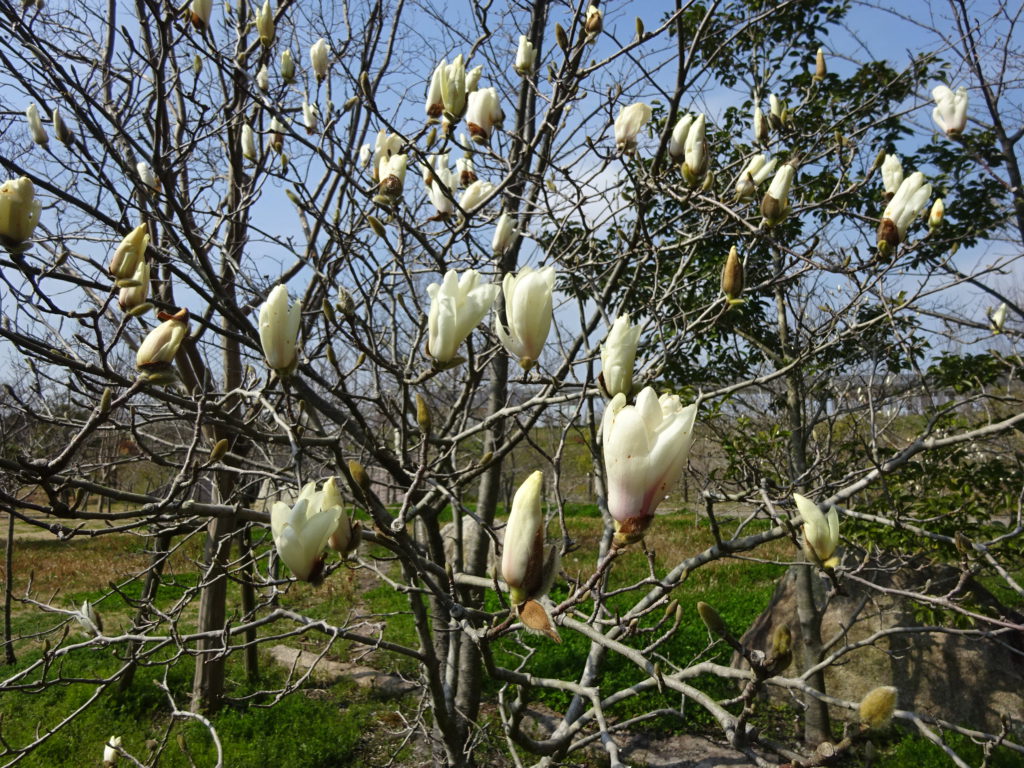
(0, 0, 1022, 766)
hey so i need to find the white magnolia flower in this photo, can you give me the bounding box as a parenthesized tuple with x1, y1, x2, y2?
(136, 309, 189, 372)
(502, 471, 559, 604)
(425, 269, 500, 363)
(280, 48, 295, 83)
(514, 35, 537, 75)
(108, 228, 149, 277)
(881, 153, 903, 196)
(256, 64, 270, 91)
(118, 258, 151, 312)
(929, 197, 944, 229)
(426, 61, 445, 118)
(302, 100, 319, 134)
(258, 284, 302, 374)
(310, 38, 330, 82)
(990, 302, 1008, 333)
(103, 736, 122, 766)
(136, 161, 159, 193)
(734, 154, 777, 201)
(465, 87, 503, 143)
(439, 54, 467, 118)
(681, 113, 708, 186)
(614, 102, 652, 153)
(600, 314, 641, 399)
(271, 481, 341, 583)
(372, 129, 404, 180)
(495, 265, 556, 370)
(459, 179, 494, 212)
(753, 104, 769, 144)
(794, 492, 840, 567)
(761, 163, 795, 226)
(190, 0, 212, 30)
(241, 123, 256, 161)
(931, 85, 968, 137)
(26, 104, 48, 146)
(76, 600, 102, 635)
(0, 177, 43, 249)
(668, 113, 694, 161)
(492, 211, 518, 256)
(878, 171, 931, 253)
(602, 388, 698, 545)
(426, 162, 458, 217)
(255, 0, 274, 46)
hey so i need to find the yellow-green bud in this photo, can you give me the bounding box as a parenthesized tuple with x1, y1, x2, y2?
(859, 685, 898, 729)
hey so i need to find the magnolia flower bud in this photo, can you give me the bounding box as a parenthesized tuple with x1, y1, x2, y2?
(52, 108, 73, 145)
(753, 104, 769, 145)
(256, 64, 270, 91)
(255, 0, 274, 46)
(271, 481, 341, 583)
(241, 124, 256, 161)
(456, 156, 477, 186)
(761, 163, 795, 227)
(928, 197, 944, 230)
(358, 143, 372, 168)
(77, 600, 103, 635)
(600, 314, 640, 399)
(513, 35, 538, 77)
(459, 179, 494, 213)
(492, 211, 518, 256)
(465, 87, 503, 143)
(881, 153, 904, 197)
(118, 259, 150, 311)
(439, 54, 467, 119)
(0, 176, 42, 249)
(584, 4, 603, 41)
(377, 154, 408, 203)
(768, 93, 784, 131)
(425, 61, 445, 118)
(310, 38, 330, 82)
(266, 117, 285, 153)
(681, 113, 708, 187)
(258, 285, 302, 375)
(190, 0, 212, 30)
(697, 601, 727, 636)
(859, 686, 898, 729)
(426, 269, 500, 363)
(603, 387, 698, 545)
(990, 302, 1007, 333)
(371, 129, 403, 181)
(426, 162, 458, 217)
(103, 735, 122, 766)
(614, 102, 652, 153)
(877, 171, 931, 255)
(668, 113, 693, 162)
(721, 245, 744, 302)
(794, 492, 840, 568)
(465, 65, 483, 93)
(136, 309, 189, 377)
(26, 103, 48, 147)
(280, 48, 295, 83)
(501, 471, 560, 608)
(932, 85, 968, 137)
(813, 47, 826, 81)
(415, 393, 432, 435)
(735, 154, 777, 202)
(302, 100, 319, 134)
(136, 161, 159, 193)
(495, 265, 556, 370)
(109, 223, 150, 280)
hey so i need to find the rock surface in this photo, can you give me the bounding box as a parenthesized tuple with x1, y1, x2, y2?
(736, 551, 1024, 736)
(267, 644, 417, 698)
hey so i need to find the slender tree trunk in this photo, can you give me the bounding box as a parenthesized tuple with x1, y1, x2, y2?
(119, 529, 172, 691)
(775, 250, 831, 744)
(3, 510, 16, 665)
(190, 516, 234, 712)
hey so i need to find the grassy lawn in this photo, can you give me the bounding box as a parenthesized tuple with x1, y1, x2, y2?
(0, 509, 1017, 767)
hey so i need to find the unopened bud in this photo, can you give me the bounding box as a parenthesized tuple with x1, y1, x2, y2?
(635, 17, 645, 39)
(98, 387, 112, 415)
(208, 438, 229, 463)
(321, 299, 336, 324)
(336, 288, 355, 317)
(415, 393, 431, 435)
(770, 624, 791, 658)
(348, 459, 371, 496)
(814, 47, 826, 81)
(555, 23, 569, 52)
(367, 214, 386, 237)
(859, 686, 898, 729)
(697, 601, 727, 636)
(343, 96, 359, 112)
(721, 245, 744, 302)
